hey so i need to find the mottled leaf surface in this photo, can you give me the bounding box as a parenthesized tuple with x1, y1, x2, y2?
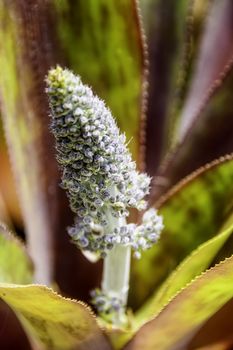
(0, 224, 33, 284)
(135, 214, 233, 327)
(125, 256, 233, 350)
(0, 284, 111, 350)
(130, 155, 233, 308)
(54, 0, 144, 162)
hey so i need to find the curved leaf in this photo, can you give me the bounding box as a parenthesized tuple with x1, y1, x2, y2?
(150, 0, 233, 200)
(130, 155, 233, 308)
(150, 69, 233, 203)
(135, 214, 233, 327)
(0, 224, 33, 284)
(0, 284, 111, 350)
(125, 255, 233, 350)
(177, 0, 233, 140)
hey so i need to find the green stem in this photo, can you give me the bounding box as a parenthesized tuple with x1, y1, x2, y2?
(102, 244, 131, 324)
(99, 198, 131, 325)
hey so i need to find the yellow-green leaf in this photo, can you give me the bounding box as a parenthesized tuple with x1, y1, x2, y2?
(0, 223, 33, 284)
(130, 155, 233, 308)
(125, 255, 233, 350)
(135, 214, 233, 327)
(0, 284, 111, 350)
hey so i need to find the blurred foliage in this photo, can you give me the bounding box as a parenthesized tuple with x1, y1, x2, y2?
(0, 0, 233, 349)
(54, 0, 144, 161)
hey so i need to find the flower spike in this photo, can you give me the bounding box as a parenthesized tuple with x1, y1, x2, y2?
(46, 66, 163, 258)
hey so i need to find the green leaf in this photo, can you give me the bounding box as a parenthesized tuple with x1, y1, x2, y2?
(130, 155, 233, 308)
(0, 223, 33, 284)
(125, 255, 233, 350)
(54, 0, 144, 163)
(135, 214, 233, 327)
(0, 284, 111, 350)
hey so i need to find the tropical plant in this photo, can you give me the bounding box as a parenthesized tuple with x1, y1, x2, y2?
(0, 0, 233, 349)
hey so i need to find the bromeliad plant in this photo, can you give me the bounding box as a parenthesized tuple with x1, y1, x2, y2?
(0, 1, 233, 350)
(46, 66, 163, 324)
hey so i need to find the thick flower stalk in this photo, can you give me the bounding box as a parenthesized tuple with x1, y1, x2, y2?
(46, 66, 163, 324)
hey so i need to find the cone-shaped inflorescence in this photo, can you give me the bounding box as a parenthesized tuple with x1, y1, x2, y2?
(46, 66, 163, 258)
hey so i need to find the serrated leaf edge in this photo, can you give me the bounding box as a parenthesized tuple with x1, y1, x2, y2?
(133, 0, 149, 172)
(135, 221, 233, 326)
(134, 253, 233, 332)
(0, 282, 99, 323)
(167, 0, 196, 147)
(152, 153, 233, 208)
